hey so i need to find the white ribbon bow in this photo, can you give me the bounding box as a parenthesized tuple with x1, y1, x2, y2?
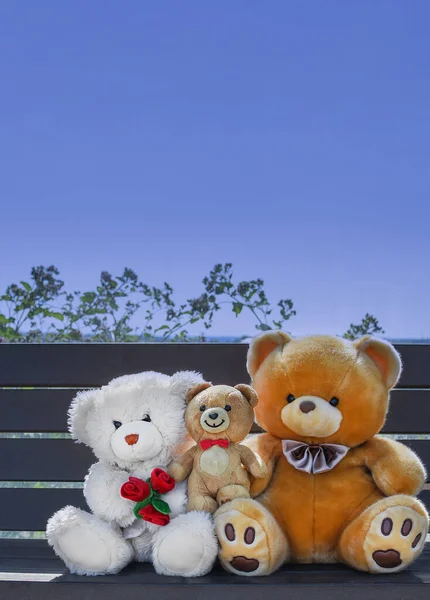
(282, 440, 349, 474)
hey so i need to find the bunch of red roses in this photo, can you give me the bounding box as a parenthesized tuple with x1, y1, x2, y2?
(120, 468, 175, 527)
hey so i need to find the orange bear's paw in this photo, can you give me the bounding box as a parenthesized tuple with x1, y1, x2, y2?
(215, 500, 272, 576)
(214, 498, 289, 576)
(364, 505, 427, 573)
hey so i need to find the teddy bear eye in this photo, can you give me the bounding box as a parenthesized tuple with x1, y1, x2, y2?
(287, 394, 295, 403)
(141, 415, 151, 422)
(113, 420, 122, 429)
(200, 405, 206, 412)
(330, 397, 339, 407)
(225, 404, 231, 412)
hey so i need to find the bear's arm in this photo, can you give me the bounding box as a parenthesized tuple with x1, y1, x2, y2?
(237, 444, 267, 479)
(162, 481, 188, 518)
(168, 445, 197, 482)
(243, 433, 283, 497)
(362, 436, 426, 496)
(84, 462, 137, 528)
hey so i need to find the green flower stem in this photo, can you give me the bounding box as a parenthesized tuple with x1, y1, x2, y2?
(134, 483, 171, 518)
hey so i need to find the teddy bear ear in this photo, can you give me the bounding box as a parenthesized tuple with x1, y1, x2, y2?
(67, 388, 101, 445)
(234, 384, 258, 408)
(354, 336, 402, 390)
(170, 370, 204, 398)
(185, 382, 212, 404)
(247, 330, 292, 379)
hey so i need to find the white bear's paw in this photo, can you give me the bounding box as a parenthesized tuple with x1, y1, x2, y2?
(152, 511, 217, 577)
(46, 506, 133, 575)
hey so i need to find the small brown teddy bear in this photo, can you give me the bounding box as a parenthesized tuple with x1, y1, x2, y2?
(168, 383, 267, 514)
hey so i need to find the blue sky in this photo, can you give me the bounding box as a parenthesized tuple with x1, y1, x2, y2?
(1, 1, 429, 338)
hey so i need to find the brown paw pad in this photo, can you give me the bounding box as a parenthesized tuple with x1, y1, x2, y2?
(225, 523, 235, 542)
(244, 527, 255, 545)
(381, 518, 393, 536)
(401, 518, 413, 536)
(230, 556, 260, 573)
(372, 549, 402, 569)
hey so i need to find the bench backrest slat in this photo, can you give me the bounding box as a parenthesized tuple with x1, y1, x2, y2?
(1, 343, 429, 388)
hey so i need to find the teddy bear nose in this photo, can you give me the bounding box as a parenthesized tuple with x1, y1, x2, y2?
(300, 400, 316, 414)
(208, 412, 219, 420)
(125, 434, 139, 445)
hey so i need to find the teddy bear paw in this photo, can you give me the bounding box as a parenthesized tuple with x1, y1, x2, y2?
(152, 512, 218, 577)
(214, 499, 272, 576)
(47, 507, 134, 575)
(364, 505, 428, 573)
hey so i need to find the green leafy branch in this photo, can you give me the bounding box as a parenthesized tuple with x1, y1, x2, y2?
(0, 264, 384, 342)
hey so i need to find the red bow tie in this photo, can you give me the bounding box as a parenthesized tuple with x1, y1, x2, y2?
(200, 439, 229, 450)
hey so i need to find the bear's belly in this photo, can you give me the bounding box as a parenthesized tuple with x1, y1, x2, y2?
(263, 457, 384, 562)
(200, 446, 229, 476)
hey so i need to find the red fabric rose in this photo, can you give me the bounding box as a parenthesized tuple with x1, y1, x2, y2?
(138, 504, 170, 526)
(120, 477, 151, 502)
(150, 468, 175, 494)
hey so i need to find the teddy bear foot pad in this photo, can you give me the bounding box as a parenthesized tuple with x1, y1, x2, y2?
(214, 498, 290, 576)
(364, 505, 428, 573)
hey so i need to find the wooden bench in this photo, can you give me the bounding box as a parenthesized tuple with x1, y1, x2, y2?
(0, 342, 429, 599)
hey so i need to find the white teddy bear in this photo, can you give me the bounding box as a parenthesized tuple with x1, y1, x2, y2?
(46, 370, 218, 577)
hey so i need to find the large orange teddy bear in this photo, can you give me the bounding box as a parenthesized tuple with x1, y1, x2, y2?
(214, 332, 428, 575)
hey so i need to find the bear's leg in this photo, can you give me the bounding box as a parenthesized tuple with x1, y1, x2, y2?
(188, 493, 218, 513)
(217, 484, 250, 505)
(152, 512, 218, 577)
(214, 498, 290, 576)
(47, 506, 134, 575)
(338, 494, 428, 573)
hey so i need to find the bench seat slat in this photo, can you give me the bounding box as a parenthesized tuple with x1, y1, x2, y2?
(0, 541, 429, 600)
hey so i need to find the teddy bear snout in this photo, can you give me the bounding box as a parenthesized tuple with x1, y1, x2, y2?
(125, 434, 139, 445)
(200, 406, 230, 433)
(300, 400, 316, 414)
(281, 395, 343, 438)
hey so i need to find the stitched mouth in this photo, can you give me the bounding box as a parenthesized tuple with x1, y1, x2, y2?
(204, 419, 225, 429)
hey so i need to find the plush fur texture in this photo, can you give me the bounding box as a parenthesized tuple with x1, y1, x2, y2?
(169, 383, 266, 513)
(47, 370, 218, 577)
(214, 334, 429, 576)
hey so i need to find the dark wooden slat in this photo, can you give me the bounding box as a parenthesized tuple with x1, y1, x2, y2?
(419, 489, 430, 512)
(0, 438, 429, 483)
(1, 584, 429, 600)
(3, 539, 430, 575)
(0, 343, 429, 388)
(0, 389, 79, 433)
(0, 344, 249, 387)
(0, 542, 429, 600)
(383, 390, 430, 433)
(3, 387, 429, 434)
(0, 440, 93, 481)
(0, 486, 428, 533)
(0, 489, 86, 530)
(396, 344, 430, 388)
